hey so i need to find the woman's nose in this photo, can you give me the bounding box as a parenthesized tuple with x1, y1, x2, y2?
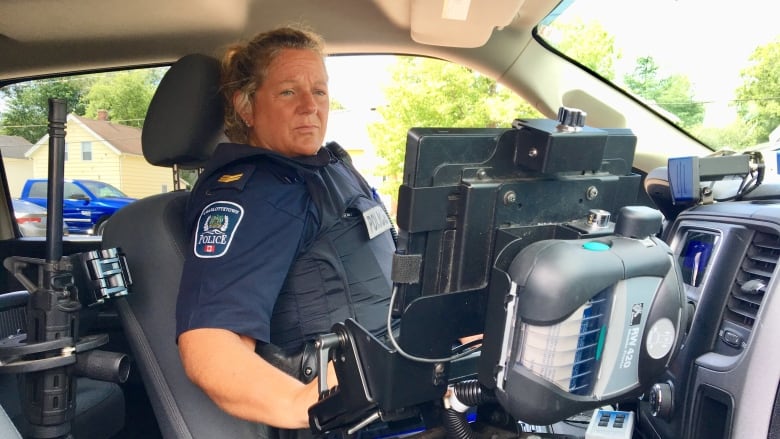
(298, 92, 317, 113)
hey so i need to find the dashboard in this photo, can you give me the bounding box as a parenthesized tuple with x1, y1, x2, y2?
(637, 200, 780, 439)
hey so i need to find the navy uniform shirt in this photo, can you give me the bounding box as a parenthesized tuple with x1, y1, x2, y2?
(176, 143, 322, 344)
(175, 142, 394, 349)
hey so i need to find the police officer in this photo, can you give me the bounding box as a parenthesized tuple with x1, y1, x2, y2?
(176, 26, 395, 433)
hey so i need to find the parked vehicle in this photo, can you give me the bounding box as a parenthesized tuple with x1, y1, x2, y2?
(11, 198, 68, 237)
(0, 1, 778, 439)
(19, 179, 136, 235)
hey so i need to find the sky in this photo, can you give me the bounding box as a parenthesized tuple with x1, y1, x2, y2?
(326, 55, 396, 111)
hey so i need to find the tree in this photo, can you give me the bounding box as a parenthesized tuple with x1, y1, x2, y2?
(734, 38, 780, 145)
(543, 18, 620, 80)
(368, 56, 541, 204)
(623, 56, 704, 129)
(83, 68, 166, 127)
(689, 121, 756, 152)
(0, 77, 91, 142)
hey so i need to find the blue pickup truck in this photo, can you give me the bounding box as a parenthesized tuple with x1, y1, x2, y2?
(19, 179, 137, 235)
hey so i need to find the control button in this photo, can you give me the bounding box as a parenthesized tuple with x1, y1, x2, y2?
(587, 410, 635, 438)
(583, 241, 610, 251)
(721, 329, 743, 348)
(646, 318, 676, 359)
(649, 382, 673, 419)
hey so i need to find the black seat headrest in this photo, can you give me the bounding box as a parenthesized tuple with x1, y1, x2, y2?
(142, 54, 225, 169)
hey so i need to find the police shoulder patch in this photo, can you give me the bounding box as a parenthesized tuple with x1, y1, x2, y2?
(194, 201, 244, 258)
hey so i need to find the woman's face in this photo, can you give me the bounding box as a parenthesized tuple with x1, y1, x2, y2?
(238, 48, 329, 157)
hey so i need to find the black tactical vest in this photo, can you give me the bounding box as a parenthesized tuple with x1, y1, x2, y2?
(192, 142, 395, 355)
(271, 145, 395, 353)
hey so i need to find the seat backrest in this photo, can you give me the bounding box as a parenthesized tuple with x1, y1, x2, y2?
(101, 54, 261, 439)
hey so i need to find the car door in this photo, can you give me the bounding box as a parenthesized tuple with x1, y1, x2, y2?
(63, 181, 93, 234)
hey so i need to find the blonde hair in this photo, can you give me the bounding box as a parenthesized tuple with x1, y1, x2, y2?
(220, 25, 326, 143)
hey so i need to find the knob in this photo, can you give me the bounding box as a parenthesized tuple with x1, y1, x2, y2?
(556, 106, 586, 131)
(586, 209, 611, 229)
(649, 382, 673, 419)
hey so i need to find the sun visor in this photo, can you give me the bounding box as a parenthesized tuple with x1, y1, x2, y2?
(409, 0, 525, 48)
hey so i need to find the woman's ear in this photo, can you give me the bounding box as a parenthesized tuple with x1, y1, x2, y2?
(232, 91, 253, 125)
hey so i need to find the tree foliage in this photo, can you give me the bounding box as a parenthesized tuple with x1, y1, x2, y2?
(734, 38, 780, 145)
(368, 56, 541, 202)
(545, 18, 620, 80)
(689, 121, 756, 151)
(0, 77, 91, 142)
(84, 69, 165, 128)
(623, 56, 704, 129)
(0, 68, 163, 143)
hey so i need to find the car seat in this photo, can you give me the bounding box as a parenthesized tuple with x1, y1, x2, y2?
(0, 290, 125, 439)
(100, 54, 264, 439)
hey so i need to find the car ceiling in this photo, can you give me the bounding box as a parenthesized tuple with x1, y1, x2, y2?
(0, 0, 549, 82)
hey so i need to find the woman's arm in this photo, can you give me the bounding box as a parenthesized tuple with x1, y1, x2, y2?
(178, 328, 334, 429)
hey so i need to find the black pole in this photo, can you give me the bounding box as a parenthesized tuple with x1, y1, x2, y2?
(45, 99, 66, 262)
(21, 98, 76, 439)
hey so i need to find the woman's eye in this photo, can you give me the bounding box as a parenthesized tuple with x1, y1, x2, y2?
(280, 90, 294, 96)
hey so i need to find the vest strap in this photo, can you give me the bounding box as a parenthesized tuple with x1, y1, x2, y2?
(391, 253, 422, 284)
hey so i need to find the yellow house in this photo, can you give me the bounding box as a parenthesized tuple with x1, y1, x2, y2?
(0, 135, 34, 198)
(25, 112, 175, 198)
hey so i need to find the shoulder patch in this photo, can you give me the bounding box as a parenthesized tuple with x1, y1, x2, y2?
(194, 201, 244, 258)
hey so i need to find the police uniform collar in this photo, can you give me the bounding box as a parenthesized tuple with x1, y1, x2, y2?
(203, 143, 331, 176)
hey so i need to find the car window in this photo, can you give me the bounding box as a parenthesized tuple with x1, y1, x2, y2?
(80, 181, 128, 198)
(1, 55, 537, 219)
(539, 0, 780, 155)
(63, 182, 86, 199)
(327, 55, 541, 210)
(27, 182, 46, 198)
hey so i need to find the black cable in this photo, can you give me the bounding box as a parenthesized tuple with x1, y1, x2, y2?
(443, 409, 475, 439)
(442, 381, 496, 439)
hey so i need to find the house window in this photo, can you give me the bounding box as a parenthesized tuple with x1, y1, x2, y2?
(82, 141, 92, 161)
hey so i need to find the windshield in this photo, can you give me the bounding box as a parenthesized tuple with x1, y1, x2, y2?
(539, 0, 780, 154)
